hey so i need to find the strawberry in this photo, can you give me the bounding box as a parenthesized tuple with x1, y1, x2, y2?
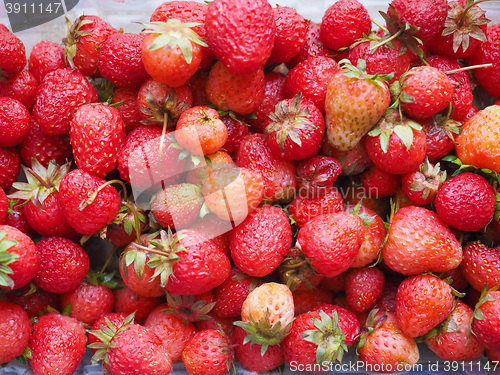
(382, 206, 462, 275)
(265, 93, 325, 160)
(195, 313, 235, 336)
(345, 267, 385, 313)
(471, 290, 500, 352)
(395, 65, 454, 120)
(28, 313, 87, 375)
(455, 105, 500, 173)
(466, 23, 500, 98)
(267, 6, 308, 65)
(18, 119, 73, 168)
(185, 149, 234, 186)
(376, 275, 404, 313)
(435, 172, 496, 232)
(144, 303, 198, 363)
(61, 279, 115, 325)
(229, 205, 292, 277)
(0, 97, 30, 148)
(90, 315, 172, 375)
(63, 15, 117, 77)
(3, 198, 34, 237)
(320, 0, 371, 51)
(232, 325, 284, 373)
(285, 56, 340, 113)
(219, 113, 249, 154)
(28, 40, 65, 84)
(325, 59, 392, 151)
(279, 247, 324, 293)
(461, 241, 500, 291)
(141, 20, 206, 87)
(111, 87, 143, 134)
(59, 169, 122, 235)
(401, 159, 446, 206)
(98, 32, 149, 89)
(33, 236, 89, 294)
(296, 155, 342, 197)
(163, 291, 215, 324)
(359, 165, 402, 198)
(88, 312, 129, 352)
(297, 212, 365, 277)
(345, 204, 386, 268)
(286, 22, 334, 69)
(189, 213, 231, 257)
(105, 200, 147, 247)
(206, 61, 265, 115)
(396, 274, 454, 337)
(292, 288, 335, 315)
(358, 311, 419, 370)
(6, 284, 60, 318)
(182, 329, 233, 375)
(32, 68, 99, 136)
(0, 188, 7, 224)
(175, 105, 228, 155)
(425, 300, 484, 360)
(0, 225, 39, 290)
(70, 103, 126, 178)
(206, 0, 275, 74)
(236, 133, 297, 204)
(0, 147, 21, 190)
(422, 113, 461, 162)
(288, 188, 344, 227)
(0, 29, 26, 82)
(0, 301, 31, 364)
(364, 109, 427, 175)
(114, 286, 163, 324)
(0, 70, 38, 111)
(236, 282, 294, 351)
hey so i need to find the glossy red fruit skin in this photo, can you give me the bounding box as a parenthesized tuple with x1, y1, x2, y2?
(28, 313, 87, 375)
(0, 147, 20, 190)
(28, 40, 65, 84)
(3, 199, 34, 237)
(0, 188, 6, 225)
(345, 267, 385, 313)
(296, 155, 342, 197)
(206, 0, 275, 74)
(7, 284, 60, 318)
(285, 56, 340, 113)
(114, 286, 163, 324)
(297, 212, 365, 277)
(436, 172, 495, 232)
(423, 117, 455, 162)
(360, 166, 402, 198)
(0, 301, 32, 364)
(395, 274, 454, 338)
(287, 22, 333, 69)
(461, 241, 500, 291)
(471, 291, 500, 352)
(219, 114, 248, 154)
(288, 188, 344, 227)
(212, 268, 257, 318)
(0, 30, 26, 80)
(229, 205, 292, 277)
(0, 97, 30, 148)
(88, 312, 129, 352)
(320, 0, 371, 51)
(33, 237, 89, 294)
(111, 88, 142, 134)
(0, 70, 38, 111)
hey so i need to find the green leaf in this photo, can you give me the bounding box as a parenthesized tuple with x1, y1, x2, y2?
(393, 125, 414, 151)
(379, 131, 391, 153)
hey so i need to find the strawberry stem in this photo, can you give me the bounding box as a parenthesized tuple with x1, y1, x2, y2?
(79, 179, 128, 211)
(122, 202, 143, 243)
(460, 0, 491, 25)
(134, 243, 168, 257)
(98, 246, 120, 275)
(26, 168, 51, 189)
(369, 29, 402, 51)
(445, 63, 493, 74)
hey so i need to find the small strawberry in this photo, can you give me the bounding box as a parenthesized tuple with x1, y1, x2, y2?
(359, 165, 402, 198)
(111, 87, 143, 133)
(296, 212, 365, 277)
(345, 267, 385, 313)
(401, 159, 446, 206)
(28, 313, 87, 375)
(0, 301, 31, 364)
(422, 112, 461, 162)
(288, 188, 344, 227)
(296, 155, 342, 197)
(292, 288, 335, 315)
(3, 198, 34, 236)
(28, 40, 65, 84)
(114, 286, 163, 324)
(219, 112, 249, 154)
(461, 241, 500, 291)
(0, 29, 26, 82)
(88, 312, 129, 352)
(0, 147, 21, 190)
(182, 329, 233, 375)
(471, 289, 500, 352)
(105, 200, 147, 247)
(229, 205, 292, 277)
(325, 59, 392, 151)
(6, 284, 60, 318)
(206, 0, 275, 74)
(0, 225, 39, 290)
(0, 97, 30, 148)
(163, 291, 216, 324)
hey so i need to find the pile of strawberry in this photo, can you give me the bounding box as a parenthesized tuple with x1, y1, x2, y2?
(1, 0, 500, 373)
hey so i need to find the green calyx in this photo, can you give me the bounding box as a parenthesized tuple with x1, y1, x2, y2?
(302, 309, 349, 365)
(265, 92, 316, 154)
(162, 292, 216, 325)
(368, 108, 422, 153)
(409, 158, 447, 201)
(0, 231, 19, 289)
(63, 16, 94, 68)
(279, 247, 318, 292)
(143, 19, 208, 64)
(234, 309, 292, 356)
(337, 58, 394, 89)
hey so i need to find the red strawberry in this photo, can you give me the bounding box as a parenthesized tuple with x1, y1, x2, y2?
(285, 56, 340, 113)
(144, 304, 198, 363)
(105, 200, 147, 247)
(435, 172, 496, 232)
(0, 225, 39, 290)
(98, 32, 149, 89)
(182, 329, 233, 375)
(219, 112, 249, 154)
(28, 313, 87, 375)
(114, 286, 163, 324)
(33, 236, 89, 294)
(471, 290, 500, 352)
(0, 30, 26, 81)
(6, 284, 60, 318)
(229, 205, 291, 277)
(206, 61, 265, 115)
(292, 288, 334, 315)
(189, 213, 231, 257)
(401, 158, 446, 206)
(88, 312, 129, 352)
(422, 113, 460, 162)
(28, 40, 65, 84)
(206, 0, 275, 74)
(382, 206, 462, 275)
(0, 69, 38, 111)
(325, 59, 392, 151)
(0, 188, 7, 224)
(396, 274, 454, 337)
(345, 267, 385, 313)
(63, 15, 117, 77)
(320, 0, 371, 51)
(111, 87, 143, 134)
(3, 198, 34, 237)
(360, 165, 402, 198)
(32, 68, 99, 136)
(267, 6, 308, 65)
(297, 212, 365, 278)
(364, 109, 427, 175)
(461, 241, 500, 291)
(288, 188, 344, 227)
(0, 97, 30, 148)
(296, 155, 342, 197)
(265, 93, 325, 161)
(0, 301, 31, 364)
(425, 300, 484, 361)
(0, 147, 21, 190)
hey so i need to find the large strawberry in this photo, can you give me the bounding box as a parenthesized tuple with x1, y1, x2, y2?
(0, 301, 31, 364)
(461, 241, 500, 291)
(28, 40, 65, 84)
(0, 69, 38, 111)
(0, 29, 26, 81)
(205, 0, 275, 74)
(0, 97, 30, 148)
(325, 59, 392, 151)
